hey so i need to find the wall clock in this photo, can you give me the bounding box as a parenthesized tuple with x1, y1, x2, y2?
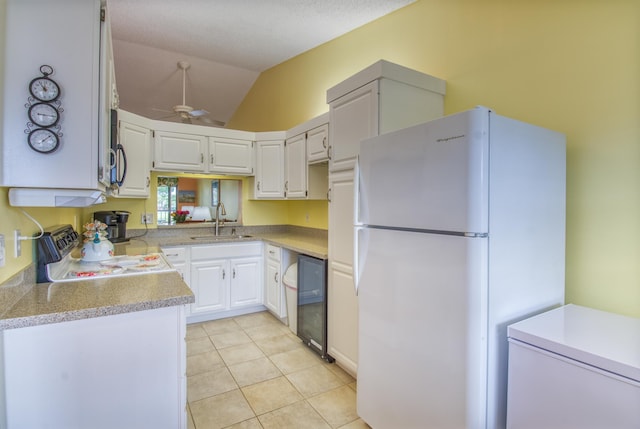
(28, 65, 60, 102)
(25, 65, 63, 154)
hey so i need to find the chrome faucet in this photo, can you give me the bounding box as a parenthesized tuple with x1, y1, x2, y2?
(215, 202, 226, 236)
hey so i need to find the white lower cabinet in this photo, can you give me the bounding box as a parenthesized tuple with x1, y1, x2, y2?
(230, 257, 263, 308)
(3, 306, 187, 428)
(264, 244, 296, 322)
(164, 242, 264, 323)
(191, 259, 229, 315)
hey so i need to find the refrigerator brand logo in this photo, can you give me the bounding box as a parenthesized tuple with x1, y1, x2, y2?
(436, 135, 465, 143)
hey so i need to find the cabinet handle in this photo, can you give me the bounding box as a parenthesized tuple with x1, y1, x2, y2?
(233, 268, 236, 279)
(165, 253, 179, 257)
(327, 188, 331, 202)
(269, 250, 275, 255)
(257, 181, 261, 191)
(200, 153, 204, 163)
(322, 137, 327, 149)
(222, 269, 226, 280)
(328, 145, 332, 160)
(284, 181, 288, 191)
(275, 272, 279, 283)
(146, 176, 150, 187)
(210, 154, 214, 164)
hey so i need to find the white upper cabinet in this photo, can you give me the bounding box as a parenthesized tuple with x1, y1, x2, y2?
(116, 119, 152, 198)
(254, 135, 286, 199)
(153, 130, 207, 172)
(284, 133, 307, 198)
(208, 137, 253, 175)
(1, 0, 111, 190)
(328, 81, 379, 172)
(326, 60, 446, 172)
(306, 123, 330, 164)
(150, 122, 255, 175)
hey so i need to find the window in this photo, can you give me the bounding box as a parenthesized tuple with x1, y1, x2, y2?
(157, 176, 242, 225)
(157, 177, 178, 225)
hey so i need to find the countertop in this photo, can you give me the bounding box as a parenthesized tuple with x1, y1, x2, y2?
(0, 226, 327, 330)
(153, 231, 328, 260)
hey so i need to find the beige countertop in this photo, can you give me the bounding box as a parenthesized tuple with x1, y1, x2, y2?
(0, 226, 327, 330)
(0, 271, 193, 330)
(153, 231, 328, 260)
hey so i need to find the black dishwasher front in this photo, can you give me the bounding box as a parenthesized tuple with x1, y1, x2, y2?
(296, 254, 333, 362)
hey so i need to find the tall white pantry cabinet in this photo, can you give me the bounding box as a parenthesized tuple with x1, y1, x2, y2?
(326, 60, 446, 375)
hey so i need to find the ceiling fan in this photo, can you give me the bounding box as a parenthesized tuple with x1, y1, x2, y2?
(155, 61, 225, 127)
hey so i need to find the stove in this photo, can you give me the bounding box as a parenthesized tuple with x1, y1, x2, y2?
(36, 225, 174, 283)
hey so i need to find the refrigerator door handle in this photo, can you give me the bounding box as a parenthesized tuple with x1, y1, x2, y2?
(353, 225, 368, 295)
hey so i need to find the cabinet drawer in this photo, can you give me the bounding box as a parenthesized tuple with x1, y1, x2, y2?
(191, 242, 262, 260)
(265, 244, 281, 262)
(161, 246, 188, 262)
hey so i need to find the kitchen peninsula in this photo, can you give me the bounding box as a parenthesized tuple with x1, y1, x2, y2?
(0, 225, 326, 428)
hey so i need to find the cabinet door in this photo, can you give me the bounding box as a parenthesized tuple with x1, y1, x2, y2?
(327, 170, 358, 374)
(329, 170, 355, 267)
(116, 121, 151, 198)
(306, 124, 329, 163)
(255, 140, 285, 199)
(191, 259, 228, 314)
(285, 133, 307, 198)
(230, 257, 262, 308)
(329, 81, 379, 172)
(265, 259, 281, 315)
(209, 137, 253, 175)
(153, 131, 206, 172)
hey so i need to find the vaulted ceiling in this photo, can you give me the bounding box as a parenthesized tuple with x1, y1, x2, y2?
(108, 0, 415, 127)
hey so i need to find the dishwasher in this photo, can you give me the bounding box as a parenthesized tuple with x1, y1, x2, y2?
(296, 254, 333, 362)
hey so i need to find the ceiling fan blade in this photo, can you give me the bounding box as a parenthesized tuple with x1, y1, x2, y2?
(189, 109, 209, 117)
(194, 116, 226, 127)
(154, 113, 178, 120)
(151, 107, 173, 113)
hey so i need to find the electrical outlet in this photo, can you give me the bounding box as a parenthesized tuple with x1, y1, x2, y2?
(141, 213, 154, 224)
(0, 234, 5, 267)
(14, 229, 21, 258)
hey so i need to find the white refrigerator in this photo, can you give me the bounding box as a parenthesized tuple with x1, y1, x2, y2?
(355, 106, 566, 429)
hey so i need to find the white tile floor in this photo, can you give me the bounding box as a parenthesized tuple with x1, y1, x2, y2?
(186, 311, 370, 429)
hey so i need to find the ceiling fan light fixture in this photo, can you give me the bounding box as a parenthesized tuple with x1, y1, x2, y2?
(153, 60, 225, 127)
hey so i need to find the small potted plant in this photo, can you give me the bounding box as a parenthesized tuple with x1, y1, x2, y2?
(171, 210, 190, 223)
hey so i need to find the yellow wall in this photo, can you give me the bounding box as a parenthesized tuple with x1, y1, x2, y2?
(229, 0, 640, 318)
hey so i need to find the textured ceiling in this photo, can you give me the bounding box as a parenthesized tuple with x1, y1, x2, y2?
(108, 0, 415, 127)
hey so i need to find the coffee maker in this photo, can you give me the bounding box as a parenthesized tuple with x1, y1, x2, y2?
(93, 211, 130, 243)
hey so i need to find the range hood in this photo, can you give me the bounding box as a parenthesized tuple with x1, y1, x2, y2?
(9, 188, 107, 207)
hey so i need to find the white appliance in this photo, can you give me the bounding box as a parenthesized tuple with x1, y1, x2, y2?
(355, 106, 566, 428)
(507, 304, 640, 429)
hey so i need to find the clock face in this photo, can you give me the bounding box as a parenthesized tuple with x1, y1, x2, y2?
(28, 102, 59, 127)
(29, 77, 60, 102)
(28, 128, 60, 153)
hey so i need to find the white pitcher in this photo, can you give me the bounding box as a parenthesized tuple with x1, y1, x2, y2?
(81, 232, 114, 262)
